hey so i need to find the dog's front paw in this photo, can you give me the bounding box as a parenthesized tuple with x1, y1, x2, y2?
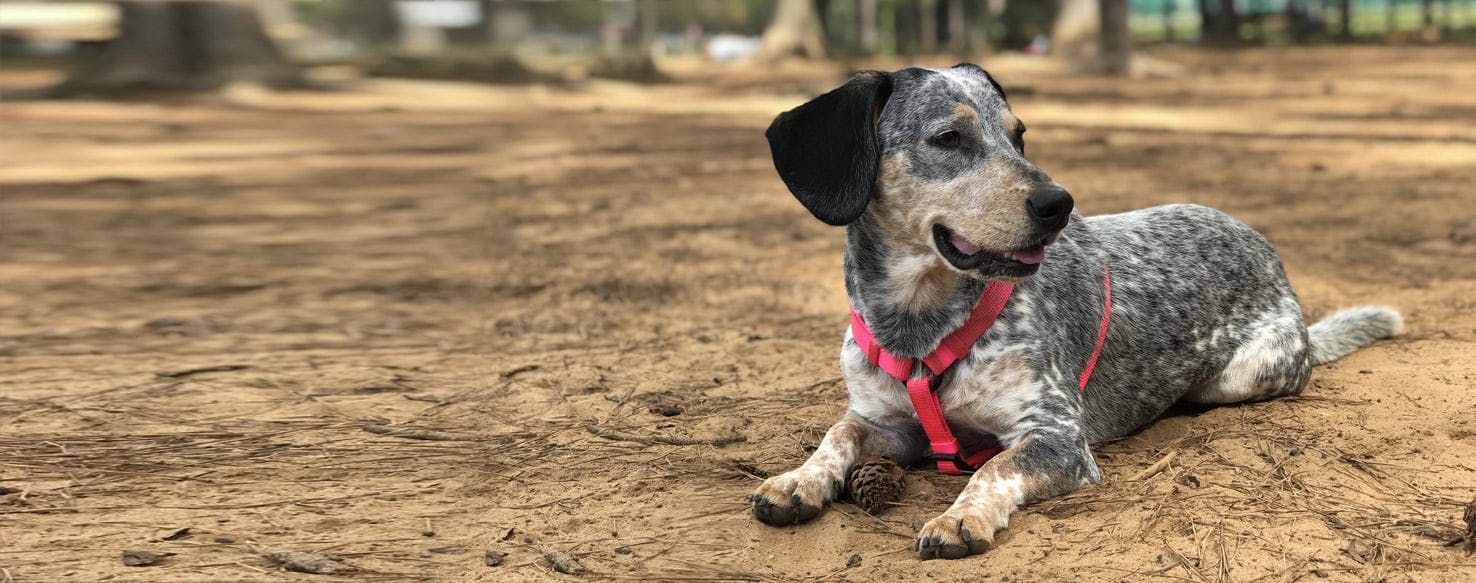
(748, 469, 840, 526)
(915, 512, 997, 560)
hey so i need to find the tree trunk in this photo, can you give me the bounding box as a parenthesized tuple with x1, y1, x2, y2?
(1164, 0, 1177, 42)
(860, 0, 880, 54)
(1052, 0, 1100, 58)
(1201, 0, 1242, 45)
(1420, 0, 1439, 40)
(947, 0, 967, 53)
(638, 0, 658, 54)
(1338, 0, 1353, 39)
(919, 0, 939, 52)
(879, 0, 898, 57)
(53, 1, 299, 96)
(752, 0, 826, 62)
(1098, 0, 1130, 74)
(480, 0, 533, 48)
(968, 0, 992, 54)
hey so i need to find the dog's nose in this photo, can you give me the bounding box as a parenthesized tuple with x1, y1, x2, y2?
(1026, 184, 1074, 230)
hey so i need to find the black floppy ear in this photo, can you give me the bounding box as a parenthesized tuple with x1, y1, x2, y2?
(765, 71, 894, 226)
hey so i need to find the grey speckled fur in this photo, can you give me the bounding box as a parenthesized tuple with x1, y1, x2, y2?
(750, 64, 1402, 560)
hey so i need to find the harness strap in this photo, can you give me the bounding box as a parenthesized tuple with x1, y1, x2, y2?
(921, 282, 1015, 375)
(1077, 265, 1113, 392)
(850, 265, 1112, 475)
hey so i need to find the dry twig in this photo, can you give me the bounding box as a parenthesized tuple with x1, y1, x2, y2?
(585, 424, 745, 447)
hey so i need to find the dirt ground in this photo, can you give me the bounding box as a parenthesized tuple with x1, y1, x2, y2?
(2, 46, 1475, 582)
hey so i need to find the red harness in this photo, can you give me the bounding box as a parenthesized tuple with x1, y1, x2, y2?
(849, 266, 1112, 474)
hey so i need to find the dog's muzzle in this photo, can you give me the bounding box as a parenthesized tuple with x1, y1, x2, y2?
(932, 224, 1048, 277)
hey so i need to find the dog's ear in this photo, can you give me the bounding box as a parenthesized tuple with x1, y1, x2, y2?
(765, 71, 894, 226)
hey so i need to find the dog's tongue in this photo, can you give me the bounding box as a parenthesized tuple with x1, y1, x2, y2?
(1010, 246, 1046, 265)
(948, 232, 982, 256)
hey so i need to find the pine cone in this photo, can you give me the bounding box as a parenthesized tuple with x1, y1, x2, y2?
(846, 457, 905, 515)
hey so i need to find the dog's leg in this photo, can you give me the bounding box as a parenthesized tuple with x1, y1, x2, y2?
(751, 413, 920, 526)
(915, 431, 1099, 559)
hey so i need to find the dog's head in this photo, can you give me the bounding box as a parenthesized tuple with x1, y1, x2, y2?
(766, 64, 1072, 280)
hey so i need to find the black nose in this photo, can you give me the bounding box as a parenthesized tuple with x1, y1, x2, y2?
(1026, 184, 1074, 230)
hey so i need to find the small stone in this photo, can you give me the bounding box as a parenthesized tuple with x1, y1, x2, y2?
(846, 554, 862, 568)
(121, 550, 171, 567)
(650, 404, 683, 417)
(214, 536, 236, 544)
(542, 548, 586, 574)
(614, 546, 633, 555)
(484, 550, 506, 567)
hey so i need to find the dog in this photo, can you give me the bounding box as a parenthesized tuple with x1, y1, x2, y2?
(748, 64, 1402, 560)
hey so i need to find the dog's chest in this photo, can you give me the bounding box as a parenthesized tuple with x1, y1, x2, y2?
(841, 338, 1043, 443)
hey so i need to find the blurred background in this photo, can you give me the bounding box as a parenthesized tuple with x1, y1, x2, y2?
(1, 0, 1474, 90)
(3, 2, 1475, 582)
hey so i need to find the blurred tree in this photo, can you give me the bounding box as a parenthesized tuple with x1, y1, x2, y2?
(1052, 0, 1099, 57)
(947, 0, 966, 52)
(1164, 0, 1177, 42)
(1338, 0, 1353, 39)
(1098, 0, 1129, 73)
(1050, 0, 1129, 74)
(919, 0, 939, 51)
(754, 0, 826, 61)
(879, 0, 898, 56)
(1200, 0, 1243, 44)
(479, 0, 532, 48)
(1422, 0, 1437, 34)
(860, 0, 880, 52)
(52, 1, 300, 95)
(997, 1, 1055, 50)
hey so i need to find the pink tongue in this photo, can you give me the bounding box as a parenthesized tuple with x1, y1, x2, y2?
(948, 232, 981, 255)
(1010, 246, 1046, 265)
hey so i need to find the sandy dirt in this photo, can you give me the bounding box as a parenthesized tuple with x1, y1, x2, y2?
(2, 46, 1475, 582)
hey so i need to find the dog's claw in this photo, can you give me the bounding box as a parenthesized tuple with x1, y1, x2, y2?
(749, 494, 822, 526)
(961, 528, 989, 555)
(749, 471, 833, 526)
(751, 496, 794, 525)
(916, 513, 994, 560)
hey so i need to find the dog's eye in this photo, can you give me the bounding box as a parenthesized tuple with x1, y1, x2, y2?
(931, 131, 962, 149)
(1012, 124, 1026, 154)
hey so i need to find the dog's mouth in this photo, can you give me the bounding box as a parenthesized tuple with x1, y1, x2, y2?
(932, 224, 1048, 278)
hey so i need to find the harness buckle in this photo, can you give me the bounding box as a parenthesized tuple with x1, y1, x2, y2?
(927, 452, 975, 473)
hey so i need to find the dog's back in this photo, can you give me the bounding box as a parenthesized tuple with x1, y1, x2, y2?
(1043, 204, 1399, 441)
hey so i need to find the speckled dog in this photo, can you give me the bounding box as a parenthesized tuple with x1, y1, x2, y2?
(749, 64, 1402, 560)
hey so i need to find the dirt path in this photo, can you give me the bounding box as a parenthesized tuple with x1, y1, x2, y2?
(2, 46, 1474, 582)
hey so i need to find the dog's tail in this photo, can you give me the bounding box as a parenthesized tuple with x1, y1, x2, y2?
(1307, 306, 1403, 365)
